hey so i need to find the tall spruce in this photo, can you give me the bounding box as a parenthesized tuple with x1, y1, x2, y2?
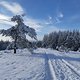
(42, 30, 80, 51)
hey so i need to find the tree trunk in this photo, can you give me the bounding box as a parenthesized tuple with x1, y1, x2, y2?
(14, 37, 17, 54)
(14, 47, 16, 53)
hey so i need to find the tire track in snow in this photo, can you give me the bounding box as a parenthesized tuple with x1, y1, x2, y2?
(62, 59, 80, 77)
(45, 52, 57, 80)
(53, 50, 80, 77)
(51, 59, 80, 80)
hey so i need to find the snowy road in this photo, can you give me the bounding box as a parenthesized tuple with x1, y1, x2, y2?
(51, 60, 80, 80)
(0, 48, 80, 80)
(45, 49, 80, 80)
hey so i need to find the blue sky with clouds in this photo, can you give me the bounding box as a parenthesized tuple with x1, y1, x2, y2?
(0, 0, 80, 40)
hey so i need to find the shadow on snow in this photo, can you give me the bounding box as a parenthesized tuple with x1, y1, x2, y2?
(30, 53, 80, 62)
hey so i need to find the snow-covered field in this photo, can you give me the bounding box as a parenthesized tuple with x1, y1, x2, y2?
(0, 48, 80, 80)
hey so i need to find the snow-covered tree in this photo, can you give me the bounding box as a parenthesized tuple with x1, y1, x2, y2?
(0, 15, 37, 53)
(42, 30, 80, 51)
(43, 34, 49, 48)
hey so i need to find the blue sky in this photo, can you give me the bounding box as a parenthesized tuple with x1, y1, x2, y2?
(0, 0, 80, 40)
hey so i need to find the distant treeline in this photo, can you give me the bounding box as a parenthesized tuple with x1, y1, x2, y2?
(37, 30, 80, 51)
(0, 40, 10, 50)
(1, 30, 80, 51)
(0, 40, 37, 50)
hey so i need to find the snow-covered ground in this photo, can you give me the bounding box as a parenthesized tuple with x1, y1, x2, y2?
(0, 48, 80, 80)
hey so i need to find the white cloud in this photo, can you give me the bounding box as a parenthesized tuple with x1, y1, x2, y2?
(58, 12, 64, 18)
(0, 1, 43, 32)
(0, 14, 16, 26)
(44, 16, 54, 25)
(24, 17, 43, 32)
(55, 17, 61, 23)
(0, 1, 24, 14)
(0, 13, 10, 20)
(48, 16, 52, 20)
(55, 12, 64, 24)
(0, 13, 43, 32)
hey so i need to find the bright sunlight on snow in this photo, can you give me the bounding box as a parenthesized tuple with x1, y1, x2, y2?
(0, 48, 80, 80)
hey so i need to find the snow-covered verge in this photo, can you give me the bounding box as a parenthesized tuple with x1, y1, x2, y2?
(0, 48, 80, 80)
(0, 49, 45, 80)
